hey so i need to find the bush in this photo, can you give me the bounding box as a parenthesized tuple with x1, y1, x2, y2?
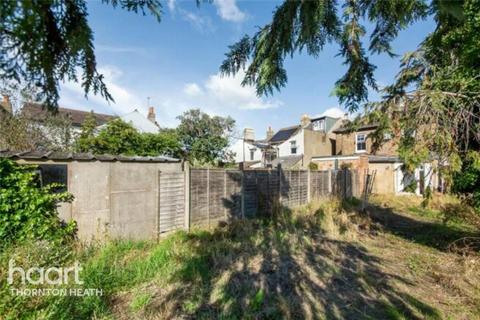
(0, 159, 75, 246)
(452, 151, 480, 214)
(308, 162, 318, 170)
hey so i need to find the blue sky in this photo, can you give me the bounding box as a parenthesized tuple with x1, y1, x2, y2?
(59, 0, 435, 140)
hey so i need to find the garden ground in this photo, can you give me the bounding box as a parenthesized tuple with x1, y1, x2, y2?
(1, 195, 479, 319)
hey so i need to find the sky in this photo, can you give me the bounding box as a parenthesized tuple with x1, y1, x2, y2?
(59, 0, 436, 141)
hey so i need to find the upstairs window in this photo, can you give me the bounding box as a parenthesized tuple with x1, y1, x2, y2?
(290, 140, 297, 154)
(313, 119, 325, 132)
(249, 148, 256, 161)
(355, 133, 367, 153)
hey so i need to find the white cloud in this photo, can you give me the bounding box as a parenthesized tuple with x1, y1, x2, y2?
(60, 65, 144, 116)
(214, 0, 246, 22)
(167, 0, 176, 12)
(95, 44, 149, 57)
(204, 70, 281, 110)
(183, 83, 203, 96)
(181, 10, 214, 33)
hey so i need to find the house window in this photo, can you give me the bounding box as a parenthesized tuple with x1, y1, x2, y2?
(290, 140, 297, 154)
(313, 119, 325, 131)
(355, 133, 367, 153)
(249, 148, 256, 161)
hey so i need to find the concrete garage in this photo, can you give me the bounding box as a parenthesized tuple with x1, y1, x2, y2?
(0, 150, 185, 241)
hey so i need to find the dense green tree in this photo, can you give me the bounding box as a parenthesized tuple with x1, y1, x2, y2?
(221, 0, 430, 111)
(76, 118, 183, 158)
(141, 129, 183, 158)
(0, 159, 75, 245)
(76, 111, 101, 152)
(0, 0, 161, 109)
(177, 109, 235, 165)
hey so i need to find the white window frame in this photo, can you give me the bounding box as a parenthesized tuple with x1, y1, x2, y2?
(313, 119, 325, 131)
(355, 133, 367, 153)
(290, 140, 297, 154)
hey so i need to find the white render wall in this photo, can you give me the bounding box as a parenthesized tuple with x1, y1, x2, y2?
(277, 129, 304, 157)
(232, 140, 263, 163)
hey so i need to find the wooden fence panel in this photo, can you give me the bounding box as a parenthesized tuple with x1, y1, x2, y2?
(310, 171, 330, 199)
(158, 172, 185, 234)
(190, 169, 209, 227)
(189, 168, 357, 227)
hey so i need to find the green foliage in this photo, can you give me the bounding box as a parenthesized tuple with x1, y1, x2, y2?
(76, 111, 98, 152)
(0, 159, 75, 245)
(0, 0, 161, 109)
(76, 118, 183, 158)
(221, 0, 428, 111)
(177, 109, 235, 165)
(452, 151, 480, 212)
(308, 162, 318, 170)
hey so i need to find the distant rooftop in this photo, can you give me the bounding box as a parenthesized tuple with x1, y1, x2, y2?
(22, 103, 117, 127)
(269, 125, 300, 144)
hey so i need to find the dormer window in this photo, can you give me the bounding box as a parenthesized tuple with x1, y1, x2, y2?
(313, 119, 325, 132)
(355, 133, 367, 153)
(290, 140, 297, 154)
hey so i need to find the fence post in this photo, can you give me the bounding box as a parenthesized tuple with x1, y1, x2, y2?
(240, 169, 245, 219)
(328, 170, 332, 195)
(278, 164, 282, 205)
(157, 170, 162, 242)
(184, 162, 190, 231)
(207, 168, 210, 226)
(307, 169, 311, 203)
(224, 170, 227, 220)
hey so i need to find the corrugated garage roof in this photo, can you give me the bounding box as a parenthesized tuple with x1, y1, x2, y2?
(0, 150, 180, 163)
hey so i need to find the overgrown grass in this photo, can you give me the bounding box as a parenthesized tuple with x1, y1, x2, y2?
(1, 196, 479, 319)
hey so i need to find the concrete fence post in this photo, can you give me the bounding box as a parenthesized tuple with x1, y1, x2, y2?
(157, 170, 162, 242)
(207, 168, 210, 226)
(240, 169, 245, 219)
(278, 164, 282, 205)
(307, 169, 311, 203)
(328, 169, 333, 195)
(224, 170, 227, 220)
(184, 162, 190, 231)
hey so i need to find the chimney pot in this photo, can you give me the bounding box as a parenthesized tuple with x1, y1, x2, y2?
(147, 106, 156, 123)
(300, 114, 310, 127)
(266, 126, 274, 140)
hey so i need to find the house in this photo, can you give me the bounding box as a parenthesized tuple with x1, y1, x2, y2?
(263, 110, 345, 169)
(311, 122, 442, 195)
(233, 128, 269, 168)
(21, 102, 160, 134)
(101, 107, 160, 133)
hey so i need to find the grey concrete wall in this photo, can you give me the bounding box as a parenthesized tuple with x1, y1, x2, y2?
(15, 159, 183, 241)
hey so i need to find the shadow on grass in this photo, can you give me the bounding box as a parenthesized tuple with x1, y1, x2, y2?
(362, 202, 480, 252)
(146, 201, 443, 320)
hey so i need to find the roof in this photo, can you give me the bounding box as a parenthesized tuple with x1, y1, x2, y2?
(0, 150, 180, 163)
(22, 103, 116, 127)
(269, 125, 300, 143)
(117, 110, 159, 133)
(270, 155, 303, 169)
(333, 123, 379, 134)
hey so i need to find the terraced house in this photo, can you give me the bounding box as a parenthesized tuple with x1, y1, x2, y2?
(238, 107, 443, 196)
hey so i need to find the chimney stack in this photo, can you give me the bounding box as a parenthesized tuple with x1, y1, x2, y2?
(300, 114, 310, 127)
(1, 95, 12, 114)
(266, 126, 274, 140)
(243, 128, 255, 142)
(147, 107, 156, 124)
